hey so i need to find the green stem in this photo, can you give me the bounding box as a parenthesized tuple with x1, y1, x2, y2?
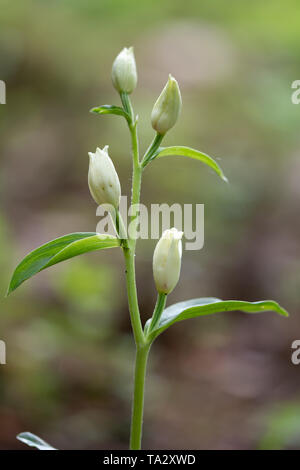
(130, 121, 141, 211)
(120, 93, 143, 347)
(123, 247, 144, 346)
(148, 293, 167, 334)
(141, 132, 164, 167)
(123, 102, 144, 345)
(130, 344, 150, 450)
(120, 92, 134, 122)
(115, 209, 128, 247)
(120, 94, 167, 449)
(120, 93, 149, 449)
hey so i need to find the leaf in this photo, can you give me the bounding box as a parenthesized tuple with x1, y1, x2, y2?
(90, 105, 131, 123)
(17, 432, 57, 450)
(7, 233, 120, 295)
(150, 146, 228, 182)
(146, 298, 289, 340)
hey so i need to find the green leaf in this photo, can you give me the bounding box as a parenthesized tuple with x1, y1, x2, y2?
(17, 432, 57, 450)
(90, 105, 131, 123)
(7, 232, 120, 295)
(150, 146, 228, 182)
(146, 298, 289, 340)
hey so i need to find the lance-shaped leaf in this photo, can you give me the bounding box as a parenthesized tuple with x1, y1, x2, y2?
(146, 298, 289, 340)
(90, 105, 131, 124)
(17, 432, 57, 450)
(7, 232, 120, 295)
(146, 146, 228, 182)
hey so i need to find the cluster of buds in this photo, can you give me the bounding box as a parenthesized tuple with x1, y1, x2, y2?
(88, 48, 183, 294)
(111, 47, 181, 134)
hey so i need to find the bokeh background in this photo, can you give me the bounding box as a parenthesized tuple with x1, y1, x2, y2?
(1, 0, 300, 450)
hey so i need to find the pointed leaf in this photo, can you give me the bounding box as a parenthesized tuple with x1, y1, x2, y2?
(151, 146, 228, 182)
(17, 432, 57, 450)
(90, 105, 131, 123)
(146, 298, 289, 340)
(7, 233, 120, 295)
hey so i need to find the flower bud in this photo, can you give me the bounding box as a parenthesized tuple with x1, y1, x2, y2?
(111, 47, 137, 94)
(88, 146, 121, 208)
(151, 74, 182, 135)
(153, 228, 183, 294)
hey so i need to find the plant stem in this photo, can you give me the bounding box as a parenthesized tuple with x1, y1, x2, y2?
(120, 93, 144, 347)
(121, 94, 168, 449)
(141, 132, 164, 167)
(148, 292, 167, 334)
(123, 247, 144, 346)
(122, 100, 144, 346)
(120, 92, 134, 121)
(130, 343, 150, 450)
(129, 122, 142, 253)
(120, 94, 150, 449)
(115, 209, 128, 247)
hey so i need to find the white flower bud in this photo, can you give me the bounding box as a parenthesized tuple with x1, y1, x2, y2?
(88, 146, 121, 208)
(151, 74, 182, 135)
(153, 228, 183, 294)
(111, 47, 137, 94)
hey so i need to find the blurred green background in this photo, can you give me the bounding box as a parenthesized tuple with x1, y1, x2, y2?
(1, 0, 300, 450)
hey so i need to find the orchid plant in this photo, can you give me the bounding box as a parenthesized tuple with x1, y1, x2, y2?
(8, 47, 289, 450)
